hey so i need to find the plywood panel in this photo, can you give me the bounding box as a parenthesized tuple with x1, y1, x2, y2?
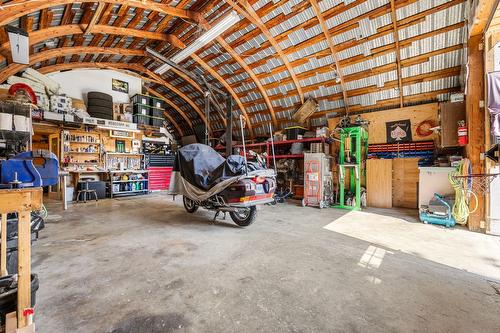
(366, 159, 392, 208)
(328, 103, 439, 144)
(440, 102, 466, 147)
(392, 158, 419, 208)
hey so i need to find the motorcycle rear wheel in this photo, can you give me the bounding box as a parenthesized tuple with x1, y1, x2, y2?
(230, 207, 257, 227)
(183, 196, 198, 213)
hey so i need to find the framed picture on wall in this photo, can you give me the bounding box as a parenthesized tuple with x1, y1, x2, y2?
(112, 79, 129, 93)
(386, 119, 412, 143)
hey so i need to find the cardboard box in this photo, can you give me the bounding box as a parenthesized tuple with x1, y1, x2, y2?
(119, 113, 133, 122)
(316, 126, 330, 138)
(50, 94, 72, 114)
(35, 91, 50, 111)
(120, 103, 131, 113)
(292, 98, 317, 124)
(72, 98, 86, 111)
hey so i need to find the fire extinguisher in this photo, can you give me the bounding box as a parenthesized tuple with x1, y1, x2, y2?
(457, 120, 468, 146)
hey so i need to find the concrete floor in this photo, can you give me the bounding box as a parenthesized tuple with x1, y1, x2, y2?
(34, 194, 500, 333)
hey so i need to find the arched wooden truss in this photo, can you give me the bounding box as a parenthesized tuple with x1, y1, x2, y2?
(0, 0, 466, 136)
(35, 61, 196, 136)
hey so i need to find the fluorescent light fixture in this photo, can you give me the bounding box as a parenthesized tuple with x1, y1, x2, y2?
(154, 11, 240, 74)
(6, 25, 29, 65)
(155, 63, 171, 75)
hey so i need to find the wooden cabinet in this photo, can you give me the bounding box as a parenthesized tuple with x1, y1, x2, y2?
(366, 159, 393, 208)
(366, 158, 419, 209)
(392, 158, 419, 209)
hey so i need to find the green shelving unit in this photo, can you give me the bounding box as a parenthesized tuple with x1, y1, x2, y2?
(334, 126, 368, 210)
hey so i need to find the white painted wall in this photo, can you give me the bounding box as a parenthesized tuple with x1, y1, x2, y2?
(48, 69, 142, 103)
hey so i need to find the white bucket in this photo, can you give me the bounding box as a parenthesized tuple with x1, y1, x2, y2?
(66, 187, 74, 202)
(13, 115, 29, 132)
(0, 113, 12, 131)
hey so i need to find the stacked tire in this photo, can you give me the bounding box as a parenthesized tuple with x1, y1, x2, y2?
(87, 92, 113, 120)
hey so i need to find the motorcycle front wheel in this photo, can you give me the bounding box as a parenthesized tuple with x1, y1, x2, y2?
(229, 206, 257, 227)
(183, 196, 198, 213)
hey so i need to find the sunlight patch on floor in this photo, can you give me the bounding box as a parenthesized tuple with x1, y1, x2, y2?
(323, 210, 500, 281)
(358, 245, 386, 270)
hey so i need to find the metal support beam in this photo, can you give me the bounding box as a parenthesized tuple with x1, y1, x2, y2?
(226, 96, 233, 157)
(146, 46, 226, 96)
(204, 92, 210, 145)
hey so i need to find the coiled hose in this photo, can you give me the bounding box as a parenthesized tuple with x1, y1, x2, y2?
(448, 159, 478, 225)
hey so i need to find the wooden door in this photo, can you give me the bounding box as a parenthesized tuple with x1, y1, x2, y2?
(366, 159, 393, 208)
(48, 133, 61, 160)
(48, 133, 61, 195)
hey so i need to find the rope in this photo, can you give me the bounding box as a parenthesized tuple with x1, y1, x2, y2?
(448, 159, 478, 225)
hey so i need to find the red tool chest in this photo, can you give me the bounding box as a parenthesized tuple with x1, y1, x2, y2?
(147, 167, 173, 191)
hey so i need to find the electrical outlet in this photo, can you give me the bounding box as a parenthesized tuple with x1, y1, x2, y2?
(480, 220, 486, 229)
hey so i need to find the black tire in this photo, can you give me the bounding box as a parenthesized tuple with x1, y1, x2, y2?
(87, 98, 113, 108)
(88, 109, 112, 116)
(88, 105, 113, 115)
(183, 196, 198, 213)
(87, 92, 112, 102)
(89, 113, 113, 120)
(229, 206, 257, 227)
(87, 110, 113, 119)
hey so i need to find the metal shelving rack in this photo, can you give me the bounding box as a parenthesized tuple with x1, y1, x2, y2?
(109, 169, 149, 198)
(217, 137, 326, 165)
(62, 130, 101, 167)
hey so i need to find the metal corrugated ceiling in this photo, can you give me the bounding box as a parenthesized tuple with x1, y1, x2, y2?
(0, 0, 467, 136)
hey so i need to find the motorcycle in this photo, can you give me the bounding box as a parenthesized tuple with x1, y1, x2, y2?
(182, 173, 276, 226)
(170, 144, 276, 227)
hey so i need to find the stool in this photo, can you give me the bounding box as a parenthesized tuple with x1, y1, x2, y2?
(76, 180, 98, 203)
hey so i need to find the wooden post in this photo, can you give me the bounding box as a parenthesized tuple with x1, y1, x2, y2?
(1, 214, 7, 276)
(466, 34, 486, 231)
(17, 210, 31, 328)
(0, 188, 42, 329)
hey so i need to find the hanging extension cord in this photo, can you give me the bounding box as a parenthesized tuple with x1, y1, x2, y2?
(40, 204, 48, 220)
(449, 159, 478, 225)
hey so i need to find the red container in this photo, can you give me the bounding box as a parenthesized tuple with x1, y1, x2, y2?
(147, 167, 172, 191)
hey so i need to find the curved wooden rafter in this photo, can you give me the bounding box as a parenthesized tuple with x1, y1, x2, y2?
(389, 0, 404, 108)
(169, 67, 204, 94)
(143, 86, 186, 136)
(199, 0, 462, 106)
(0, 44, 209, 128)
(224, 0, 305, 103)
(138, 67, 212, 129)
(308, 0, 349, 113)
(144, 86, 193, 128)
(191, 54, 254, 139)
(27, 59, 203, 130)
(186, 17, 277, 127)
(215, 36, 277, 127)
(0, 46, 145, 82)
(35, 61, 193, 134)
(0, 0, 467, 135)
(162, 111, 185, 137)
(0, 24, 185, 62)
(0, 0, 201, 27)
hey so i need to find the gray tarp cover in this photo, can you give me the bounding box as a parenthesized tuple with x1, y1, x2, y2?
(488, 72, 500, 136)
(168, 143, 274, 201)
